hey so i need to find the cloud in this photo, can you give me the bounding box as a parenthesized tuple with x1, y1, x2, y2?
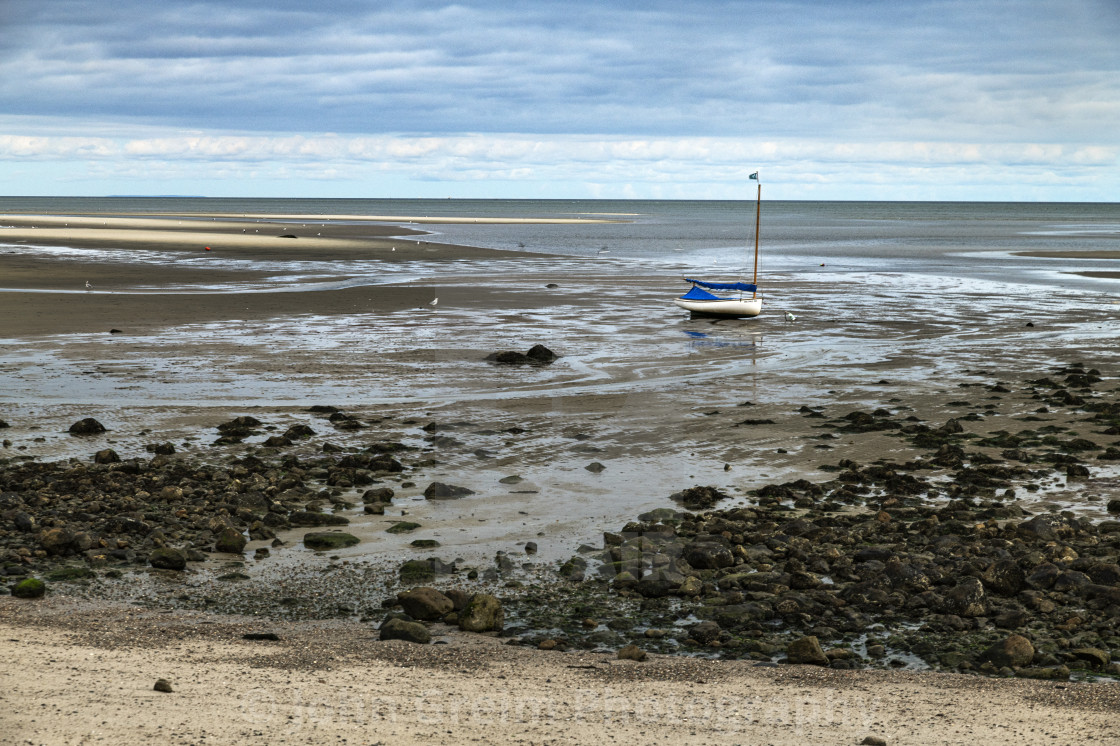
(0, 1, 1118, 198)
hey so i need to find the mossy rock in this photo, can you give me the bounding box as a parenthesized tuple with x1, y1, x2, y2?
(399, 559, 436, 584)
(303, 532, 360, 551)
(410, 539, 441, 548)
(45, 566, 96, 582)
(387, 521, 422, 534)
(12, 578, 46, 598)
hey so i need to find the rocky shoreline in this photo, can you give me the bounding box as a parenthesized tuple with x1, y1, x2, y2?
(3, 362, 1120, 682)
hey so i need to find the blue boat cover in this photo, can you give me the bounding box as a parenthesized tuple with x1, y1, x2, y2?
(680, 285, 723, 300)
(683, 278, 757, 293)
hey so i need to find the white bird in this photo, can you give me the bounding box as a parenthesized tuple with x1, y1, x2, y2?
(391, 246, 396, 251)
(429, 297, 439, 308)
(784, 311, 797, 323)
(85, 281, 92, 290)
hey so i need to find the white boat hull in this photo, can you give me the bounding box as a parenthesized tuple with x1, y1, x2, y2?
(674, 297, 762, 318)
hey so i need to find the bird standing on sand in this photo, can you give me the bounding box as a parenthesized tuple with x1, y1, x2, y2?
(85, 281, 92, 291)
(429, 297, 438, 308)
(784, 311, 797, 322)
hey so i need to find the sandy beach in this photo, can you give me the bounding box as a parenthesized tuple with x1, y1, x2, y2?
(3, 208, 1120, 744)
(4, 597, 1120, 746)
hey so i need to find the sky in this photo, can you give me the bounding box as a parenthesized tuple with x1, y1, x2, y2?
(1, 0, 1118, 201)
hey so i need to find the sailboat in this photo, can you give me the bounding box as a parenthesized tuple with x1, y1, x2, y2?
(674, 172, 763, 318)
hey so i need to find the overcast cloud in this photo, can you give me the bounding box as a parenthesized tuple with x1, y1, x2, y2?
(1, 0, 1117, 199)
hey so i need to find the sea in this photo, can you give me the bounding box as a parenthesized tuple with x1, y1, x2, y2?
(4, 197, 1120, 291)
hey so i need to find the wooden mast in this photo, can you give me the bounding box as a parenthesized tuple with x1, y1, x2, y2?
(752, 181, 761, 297)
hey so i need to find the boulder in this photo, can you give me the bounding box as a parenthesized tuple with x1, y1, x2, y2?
(940, 577, 986, 617)
(93, 449, 120, 464)
(37, 528, 76, 556)
(399, 559, 436, 584)
(379, 618, 431, 644)
(68, 418, 106, 435)
(458, 593, 503, 632)
(149, 547, 187, 571)
(617, 644, 647, 662)
(980, 559, 1025, 596)
(303, 532, 360, 551)
(12, 578, 46, 599)
(423, 482, 475, 500)
(670, 485, 729, 510)
(214, 528, 247, 554)
(288, 511, 349, 527)
(397, 587, 454, 621)
(1068, 648, 1111, 670)
(786, 636, 830, 666)
(526, 344, 558, 363)
(688, 620, 721, 645)
(683, 539, 734, 569)
(981, 634, 1034, 668)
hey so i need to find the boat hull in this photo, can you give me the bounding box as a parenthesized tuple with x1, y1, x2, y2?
(674, 297, 762, 318)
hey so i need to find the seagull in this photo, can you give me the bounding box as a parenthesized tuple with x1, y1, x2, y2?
(784, 311, 797, 323)
(85, 281, 92, 291)
(429, 297, 439, 308)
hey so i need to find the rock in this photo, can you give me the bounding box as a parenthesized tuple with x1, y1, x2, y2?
(688, 620, 721, 645)
(486, 345, 558, 366)
(380, 617, 431, 644)
(283, 424, 315, 439)
(423, 482, 475, 500)
(37, 527, 76, 555)
(145, 441, 176, 455)
(93, 449, 120, 464)
(149, 547, 187, 571)
(618, 644, 647, 662)
(217, 415, 262, 433)
(397, 587, 454, 621)
(288, 511, 349, 527)
(487, 351, 530, 365)
(214, 528, 247, 554)
(1068, 647, 1111, 669)
(786, 636, 830, 666)
(526, 344, 558, 363)
(399, 559, 436, 584)
(458, 593, 503, 632)
(683, 538, 734, 569)
(303, 532, 360, 551)
(861, 737, 888, 746)
(11, 578, 45, 598)
(585, 462, 606, 473)
(363, 487, 395, 503)
(68, 418, 106, 435)
(670, 485, 729, 510)
(242, 632, 281, 641)
(981, 634, 1034, 668)
(941, 577, 987, 617)
(980, 559, 1025, 596)
(387, 521, 421, 534)
(1016, 666, 1070, 681)
(153, 679, 173, 693)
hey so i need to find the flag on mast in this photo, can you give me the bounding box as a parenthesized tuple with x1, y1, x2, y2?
(749, 171, 759, 180)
